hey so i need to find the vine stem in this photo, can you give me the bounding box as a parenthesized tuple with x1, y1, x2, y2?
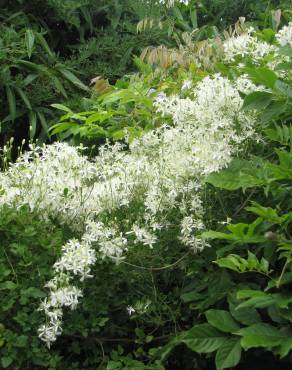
(276, 255, 291, 288)
(120, 251, 191, 272)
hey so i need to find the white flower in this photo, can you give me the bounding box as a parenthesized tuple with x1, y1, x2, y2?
(127, 306, 136, 315)
(276, 22, 292, 47)
(181, 79, 193, 91)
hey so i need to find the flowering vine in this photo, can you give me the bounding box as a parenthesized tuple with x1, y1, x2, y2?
(0, 21, 290, 347)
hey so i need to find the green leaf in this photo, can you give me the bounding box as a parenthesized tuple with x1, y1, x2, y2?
(245, 202, 282, 223)
(29, 111, 37, 139)
(35, 32, 54, 58)
(6, 86, 16, 122)
(245, 67, 278, 89)
(180, 291, 203, 303)
(182, 324, 227, 353)
(1, 356, 13, 368)
(215, 255, 243, 272)
(206, 158, 266, 191)
(278, 45, 292, 57)
(50, 75, 68, 98)
(37, 111, 49, 134)
(215, 338, 241, 370)
(275, 62, 292, 71)
(265, 124, 292, 145)
(261, 101, 287, 123)
(0, 281, 17, 290)
(236, 290, 275, 309)
(15, 335, 28, 347)
(228, 294, 261, 326)
(51, 104, 73, 113)
(49, 122, 79, 136)
(276, 336, 292, 358)
(242, 91, 273, 111)
(25, 29, 35, 58)
(239, 323, 289, 349)
(206, 309, 240, 333)
(57, 66, 88, 91)
(14, 87, 32, 110)
(274, 80, 292, 98)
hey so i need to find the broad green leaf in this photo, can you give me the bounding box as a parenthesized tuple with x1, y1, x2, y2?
(86, 111, 113, 124)
(25, 29, 35, 58)
(49, 122, 79, 135)
(239, 323, 289, 349)
(245, 67, 277, 89)
(0, 281, 17, 290)
(236, 290, 275, 309)
(180, 291, 203, 303)
(215, 256, 243, 272)
(278, 45, 292, 57)
(201, 231, 237, 241)
(183, 324, 227, 353)
(274, 80, 292, 98)
(206, 309, 240, 333)
(275, 62, 292, 71)
(276, 336, 292, 358)
(261, 100, 287, 123)
(215, 338, 241, 370)
(228, 294, 261, 326)
(1, 356, 13, 368)
(242, 91, 273, 111)
(245, 202, 282, 223)
(206, 158, 266, 191)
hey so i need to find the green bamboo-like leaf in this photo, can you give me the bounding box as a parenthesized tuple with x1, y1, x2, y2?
(29, 111, 37, 139)
(215, 338, 241, 370)
(35, 32, 54, 58)
(51, 104, 73, 113)
(14, 87, 32, 110)
(206, 310, 240, 333)
(57, 66, 88, 91)
(17, 60, 47, 74)
(25, 29, 35, 58)
(37, 112, 49, 134)
(6, 86, 16, 122)
(50, 75, 68, 98)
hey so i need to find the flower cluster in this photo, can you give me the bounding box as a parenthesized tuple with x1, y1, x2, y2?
(276, 22, 292, 47)
(223, 27, 275, 63)
(0, 70, 262, 347)
(159, 0, 189, 6)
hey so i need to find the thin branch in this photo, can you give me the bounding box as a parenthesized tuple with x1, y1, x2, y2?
(120, 251, 190, 272)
